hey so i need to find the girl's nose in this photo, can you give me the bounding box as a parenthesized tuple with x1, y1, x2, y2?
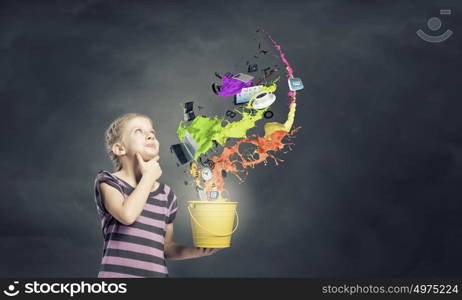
(146, 132, 154, 140)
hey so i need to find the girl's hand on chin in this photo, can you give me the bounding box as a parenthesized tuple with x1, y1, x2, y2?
(136, 152, 162, 180)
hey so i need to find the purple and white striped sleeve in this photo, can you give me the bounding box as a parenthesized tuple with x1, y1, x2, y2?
(166, 187, 178, 224)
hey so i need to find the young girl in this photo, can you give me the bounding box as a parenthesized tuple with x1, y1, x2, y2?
(94, 113, 220, 278)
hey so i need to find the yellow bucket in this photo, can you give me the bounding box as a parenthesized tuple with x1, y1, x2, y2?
(187, 201, 239, 248)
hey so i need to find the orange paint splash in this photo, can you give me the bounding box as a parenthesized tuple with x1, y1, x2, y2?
(205, 126, 301, 193)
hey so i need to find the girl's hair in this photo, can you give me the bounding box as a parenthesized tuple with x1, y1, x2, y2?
(105, 113, 152, 171)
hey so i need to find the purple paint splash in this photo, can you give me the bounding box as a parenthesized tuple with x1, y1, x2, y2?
(218, 75, 253, 97)
(265, 31, 298, 106)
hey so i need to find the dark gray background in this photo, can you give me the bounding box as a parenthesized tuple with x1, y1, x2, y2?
(1, 0, 461, 277)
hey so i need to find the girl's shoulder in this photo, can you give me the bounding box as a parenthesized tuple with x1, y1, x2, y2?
(95, 170, 127, 192)
(96, 170, 116, 181)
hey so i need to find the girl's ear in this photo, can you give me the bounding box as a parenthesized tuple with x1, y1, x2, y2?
(112, 142, 126, 156)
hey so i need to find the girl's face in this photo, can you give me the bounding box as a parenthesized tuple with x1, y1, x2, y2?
(121, 116, 159, 161)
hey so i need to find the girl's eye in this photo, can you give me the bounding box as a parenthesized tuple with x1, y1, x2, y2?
(135, 129, 142, 133)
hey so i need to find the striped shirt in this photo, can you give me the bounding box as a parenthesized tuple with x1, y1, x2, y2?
(94, 170, 178, 278)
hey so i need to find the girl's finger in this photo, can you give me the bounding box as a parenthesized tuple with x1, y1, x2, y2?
(135, 153, 143, 164)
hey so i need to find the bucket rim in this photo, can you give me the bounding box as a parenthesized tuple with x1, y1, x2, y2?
(188, 200, 238, 204)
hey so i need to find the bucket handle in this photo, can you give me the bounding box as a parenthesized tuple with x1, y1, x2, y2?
(187, 205, 239, 237)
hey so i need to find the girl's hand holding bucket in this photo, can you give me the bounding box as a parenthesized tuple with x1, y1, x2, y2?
(196, 248, 221, 257)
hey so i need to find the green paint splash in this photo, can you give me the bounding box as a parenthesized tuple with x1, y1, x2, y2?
(177, 116, 222, 160)
(177, 80, 279, 160)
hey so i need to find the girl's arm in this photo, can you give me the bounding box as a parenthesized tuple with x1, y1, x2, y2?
(101, 173, 157, 225)
(101, 153, 161, 225)
(164, 223, 220, 260)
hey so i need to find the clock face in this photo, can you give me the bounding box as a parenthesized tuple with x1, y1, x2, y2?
(201, 167, 213, 181)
